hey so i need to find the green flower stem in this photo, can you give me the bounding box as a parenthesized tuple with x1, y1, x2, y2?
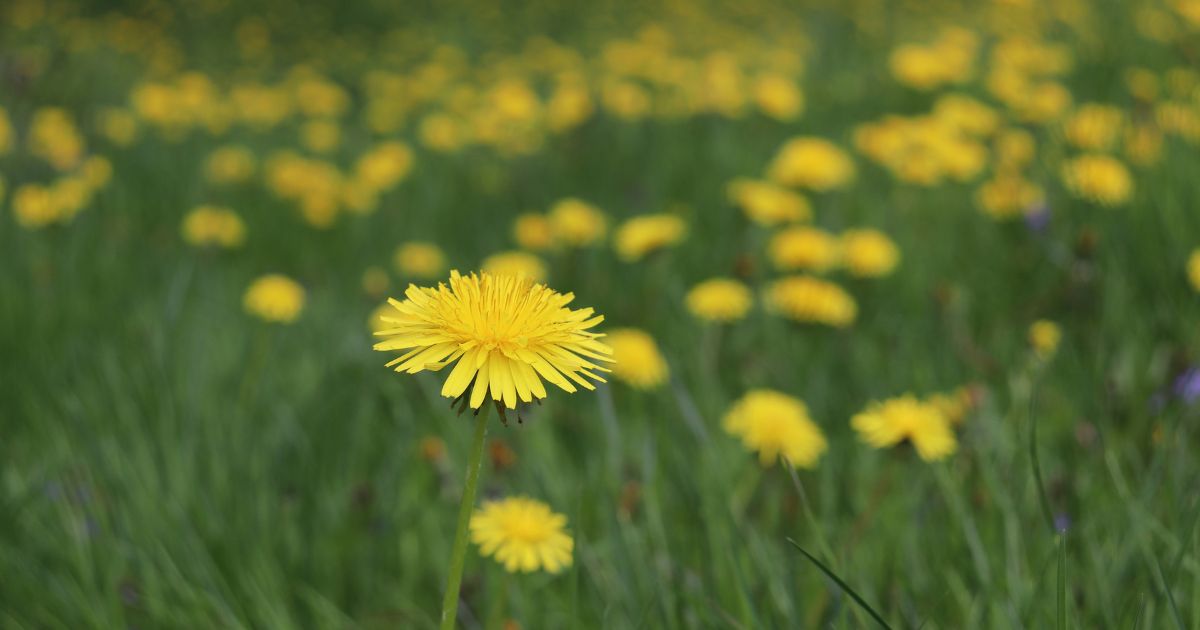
(441, 403, 492, 630)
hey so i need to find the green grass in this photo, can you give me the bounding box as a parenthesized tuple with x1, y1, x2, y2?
(3, 1, 1200, 628)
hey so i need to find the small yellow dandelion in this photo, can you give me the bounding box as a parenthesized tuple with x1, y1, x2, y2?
(613, 214, 687, 262)
(723, 390, 828, 468)
(512, 213, 554, 251)
(726, 178, 811, 226)
(685, 278, 753, 323)
(768, 226, 840, 272)
(243, 274, 305, 324)
(373, 271, 612, 410)
(767, 137, 856, 192)
(1062, 154, 1133, 206)
(548, 198, 607, 247)
(607, 328, 669, 390)
(764, 276, 857, 327)
(393, 241, 446, 279)
(1029, 320, 1062, 360)
(182, 205, 246, 248)
(851, 395, 956, 462)
(470, 496, 574, 574)
(839, 229, 900, 278)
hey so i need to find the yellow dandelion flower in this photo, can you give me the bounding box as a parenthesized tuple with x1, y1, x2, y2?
(512, 213, 554, 251)
(368, 302, 393, 334)
(613, 214, 687, 262)
(926, 387, 976, 426)
(393, 241, 446, 279)
(12, 184, 60, 229)
(373, 271, 612, 410)
(607, 328, 669, 390)
(976, 173, 1045, 220)
(300, 119, 342, 154)
(97, 107, 139, 147)
(1029, 320, 1062, 360)
(753, 73, 804, 121)
(81, 156, 113, 189)
(205, 145, 257, 184)
(1189, 249, 1200, 292)
(244, 274, 305, 324)
(481, 251, 548, 283)
(764, 275, 857, 328)
(1064, 104, 1125, 151)
(994, 128, 1037, 170)
(722, 389, 828, 468)
(181, 205, 246, 248)
(0, 107, 12, 155)
(549, 198, 607, 247)
(839, 229, 900, 278)
(419, 113, 465, 152)
(685, 278, 753, 323)
(851, 395, 956, 462)
(470, 496, 573, 574)
(355, 142, 414, 192)
(767, 137, 856, 191)
(1062, 154, 1133, 206)
(726, 178, 811, 226)
(768, 226, 840, 272)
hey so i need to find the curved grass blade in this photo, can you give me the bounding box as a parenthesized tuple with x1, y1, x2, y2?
(1028, 379, 1055, 534)
(786, 538, 893, 630)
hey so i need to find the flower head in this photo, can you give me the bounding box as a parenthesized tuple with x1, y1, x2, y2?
(614, 214, 687, 262)
(549, 198, 607, 247)
(244, 274, 305, 324)
(182, 205, 246, 248)
(512, 213, 554, 251)
(686, 278, 753, 323)
(393, 241, 446, 279)
(205, 145, 257, 184)
(607, 328, 669, 389)
(764, 276, 856, 327)
(768, 226, 840, 272)
(1188, 249, 1200, 292)
(851, 395, 956, 461)
(373, 271, 612, 410)
(470, 496, 573, 574)
(726, 178, 811, 226)
(723, 389, 828, 468)
(1062, 154, 1133, 206)
(767, 137, 856, 191)
(840, 229, 900, 278)
(1029, 320, 1062, 360)
(481, 251, 548, 282)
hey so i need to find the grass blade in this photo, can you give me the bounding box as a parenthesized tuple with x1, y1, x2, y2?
(786, 538, 893, 630)
(1056, 534, 1066, 630)
(1028, 380, 1055, 534)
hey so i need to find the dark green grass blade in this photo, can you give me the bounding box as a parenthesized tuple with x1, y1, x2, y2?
(1028, 381, 1055, 534)
(786, 539, 893, 630)
(1152, 553, 1185, 629)
(1056, 534, 1066, 630)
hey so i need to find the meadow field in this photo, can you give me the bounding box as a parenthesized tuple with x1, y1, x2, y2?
(3, 0, 1200, 628)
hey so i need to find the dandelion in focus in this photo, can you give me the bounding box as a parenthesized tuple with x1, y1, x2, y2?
(182, 205, 246, 248)
(607, 328, 669, 389)
(851, 395, 956, 461)
(470, 496, 573, 574)
(243, 274, 305, 324)
(839, 229, 900, 278)
(481, 251, 548, 282)
(723, 389, 827, 468)
(373, 271, 611, 410)
(393, 241, 447, 279)
(614, 214, 686, 262)
(686, 278, 753, 323)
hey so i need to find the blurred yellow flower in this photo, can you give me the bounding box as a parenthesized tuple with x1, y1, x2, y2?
(355, 142, 414, 191)
(926, 387, 976, 426)
(205, 146, 257, 184)
(300, 118, 341, 154)
(549, 197, 607, 247)
(767, 137, 855, 191)
(726, 178, 811, 226)
(764, 275, 857, 327)
(607, 328, 669, 389)
(933, 94, 999, 137)
(362, 266, 390, 297)
(840, 229, 900, 278)
(547, 80, 594, 131)
(419, 113, 465, 152)
(243, 274, 305, 324)
(368, 302, 394, 333)
(29, 107, 85, 172)
(602, 80, 651, 120)
(614, 214, 686, 262)
(723, 389, 827, 468)
(12, 184, 59, 229)
(686, 278, 752, 323)
(393, 241, 446, 279)
(768, 226, 840, 272)
(851, 395, 956, 462)
(512, 213, 554, 251)
(994, 128, 1036, 170)
(0, 107, 11, 154)
(1064, 104, 1125, 151)
(976, 173, 1044, 220)
(481, 251, 548, 282)
(181, 205, 246, 248)
(373, 271, 612, 410)
(1062, 154, 1133, 206)
(81, 156, 113, 189)
(97, 108, 139, 147)
(1189, 250, 1200, 292)
(1029, 320, 1062, 360)
(753, 73, 804, 121)
(470, 496, 573, 574)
